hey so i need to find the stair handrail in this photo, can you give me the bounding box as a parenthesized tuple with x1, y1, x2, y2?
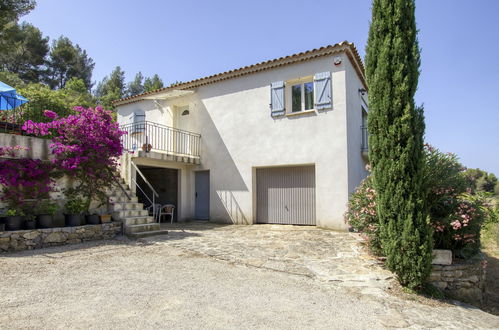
(131, 161, 160, 220)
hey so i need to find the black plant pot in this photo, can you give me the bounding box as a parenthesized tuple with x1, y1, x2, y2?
(65, 214, 82, 227)
(0, 223, 5, 231)
(86, 214, 100, 225)
(25, 221, 36, 230)
(36, 214, 54, 229)
(5, 216, 24, 231)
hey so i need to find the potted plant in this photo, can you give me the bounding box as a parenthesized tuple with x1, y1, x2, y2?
(36, 200, 58, 228)
(85, 212, 100, 225)
(5, 208, 25, 231)
(64, 195, 86, 227)
(0, 211, 5, 231)
(24, 214, 36, 230)
(100, 213, 112, 223)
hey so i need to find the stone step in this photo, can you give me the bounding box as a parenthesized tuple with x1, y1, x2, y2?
(109, 189, 133, 198)
(113, 209, 149, 219)
(122, 216, 156, 226)
(109, 196, 138, 203)
(111, 202, 144, 211)
(128, 229, 169, 239)
(125, 223, 161, 234)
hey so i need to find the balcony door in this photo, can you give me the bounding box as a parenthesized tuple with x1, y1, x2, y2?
(175, 105, 191, 155)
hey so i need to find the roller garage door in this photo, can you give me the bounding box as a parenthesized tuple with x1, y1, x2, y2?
(256, 166, 316, 225)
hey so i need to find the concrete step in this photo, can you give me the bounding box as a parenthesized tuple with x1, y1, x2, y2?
(109, 196, 138, 203)
(113, 209, 149, 219)
(128, 229, 169, 239)
(111, 202, 144, 211)
(125, 223, 161, 234)
(109, 189, 133, 198)
(122, 216, 156, 226)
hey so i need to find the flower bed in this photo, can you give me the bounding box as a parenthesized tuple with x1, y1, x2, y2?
(0, 221, 122, 252)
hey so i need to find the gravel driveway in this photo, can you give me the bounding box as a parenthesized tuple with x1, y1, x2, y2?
(1, 223, 498, 329)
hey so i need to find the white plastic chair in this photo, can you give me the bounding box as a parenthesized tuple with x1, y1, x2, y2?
(159, 204, 175, 223)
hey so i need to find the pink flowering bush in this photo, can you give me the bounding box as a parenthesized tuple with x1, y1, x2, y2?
(22, 106, 126, 211)
(0, 147, 56, 215)
(345, 145, 495, 259)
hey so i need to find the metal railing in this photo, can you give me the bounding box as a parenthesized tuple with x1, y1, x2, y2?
(361, 126, 368, 151)
(120, 121, 201, 157)
(131, 161, 160, 221)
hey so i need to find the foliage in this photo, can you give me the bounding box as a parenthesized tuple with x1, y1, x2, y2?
(64, 192, 86, 214)
(45, 36, 94, 89)
(36, 199, 58, 215)
(346, 145, 496, 261)
(127, 71, 145, 96)
(365, 0, 431, 289)
(344, 176, 382, 255)
(464, 168, 498, 194)
(95, 66, 126, 109)
(0, 77, 95, 124)
(144, 74, 164, 92)
(0, 0, 36, 31)
(0, 22, 49, 83)
(6, 208, 24, 217)
(22, 106, 126, 212)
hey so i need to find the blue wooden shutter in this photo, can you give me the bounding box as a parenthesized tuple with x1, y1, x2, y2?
(131, 110, 145, 133)
(314, 72, 332, 110)
(270, 81, 285, 117)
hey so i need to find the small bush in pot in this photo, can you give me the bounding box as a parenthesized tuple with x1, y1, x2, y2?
(85, 213, 100, 225)
(5, 209, 25, 231)
(36, 200, 58, 228)
(64, 195, 86, 227)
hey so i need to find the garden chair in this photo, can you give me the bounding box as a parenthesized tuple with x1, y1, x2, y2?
(159, 204, 175, 224)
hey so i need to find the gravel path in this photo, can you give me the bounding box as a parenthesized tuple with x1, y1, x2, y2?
(1, 226, 498, 329)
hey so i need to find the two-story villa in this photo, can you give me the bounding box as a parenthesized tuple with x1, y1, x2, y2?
(113, 41, 369, 235)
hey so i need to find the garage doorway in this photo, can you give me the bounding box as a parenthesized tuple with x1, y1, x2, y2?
(256, 165, 316, 225)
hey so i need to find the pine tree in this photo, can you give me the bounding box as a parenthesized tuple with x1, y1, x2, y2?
(365, 0, 432, 289)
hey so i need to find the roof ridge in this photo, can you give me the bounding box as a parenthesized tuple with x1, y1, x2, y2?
(113, 41, 365, 106)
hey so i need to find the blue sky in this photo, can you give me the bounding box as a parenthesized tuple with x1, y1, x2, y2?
(23, 0, 499, 174)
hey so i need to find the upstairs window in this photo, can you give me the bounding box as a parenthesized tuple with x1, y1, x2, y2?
(291, 81, 314, 112)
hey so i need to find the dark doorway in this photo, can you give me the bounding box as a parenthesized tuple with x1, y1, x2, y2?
(195, 171, 210, 220)
(136, 166, 179, 222)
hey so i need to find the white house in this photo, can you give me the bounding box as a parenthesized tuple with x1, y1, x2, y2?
(113, 41, 369, 233)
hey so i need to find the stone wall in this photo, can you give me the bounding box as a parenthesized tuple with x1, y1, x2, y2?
(0, 222, 122, 252)
(429, 254, 486, 305)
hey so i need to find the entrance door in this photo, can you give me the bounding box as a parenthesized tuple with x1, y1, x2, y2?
(256, 166, 316, 225)
(195, 171, 210, 220)
(176, 106, 191, 155)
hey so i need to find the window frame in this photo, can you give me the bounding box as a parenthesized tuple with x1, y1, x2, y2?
(285, 76, 315, 114)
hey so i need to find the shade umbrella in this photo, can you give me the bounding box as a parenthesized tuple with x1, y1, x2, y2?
(0, 81, 28, 110)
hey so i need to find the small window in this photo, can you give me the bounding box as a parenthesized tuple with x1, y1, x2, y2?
(181, 110, 190, 116)
(289, 80, 314, 112)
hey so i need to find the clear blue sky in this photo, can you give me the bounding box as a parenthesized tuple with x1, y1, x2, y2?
(23, 0, 499, 174)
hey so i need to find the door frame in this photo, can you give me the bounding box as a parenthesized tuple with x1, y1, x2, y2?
(194, 170, 210, 220)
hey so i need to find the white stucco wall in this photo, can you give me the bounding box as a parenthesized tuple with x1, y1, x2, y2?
(117, 52, 367, 230)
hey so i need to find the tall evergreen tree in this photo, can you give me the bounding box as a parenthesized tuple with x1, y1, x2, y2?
(0, 22, 49, 83)
(0, 0, 36, 31)
(127, 71, 145, 96)
(46, 36, 95, 89)
(95, 66, 126, 109)
(365, 0, 431, 289)
(144, 73, 163, 92)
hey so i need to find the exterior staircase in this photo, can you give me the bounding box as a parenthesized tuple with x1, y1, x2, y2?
(108, 178, 168, 238)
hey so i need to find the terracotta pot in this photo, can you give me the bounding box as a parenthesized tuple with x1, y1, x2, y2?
(100, 214, 112, 223)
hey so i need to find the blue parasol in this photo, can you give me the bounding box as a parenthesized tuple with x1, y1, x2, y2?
(0, 81, 28, 110)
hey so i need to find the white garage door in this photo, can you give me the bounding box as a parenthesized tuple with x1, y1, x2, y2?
(256, 166, 316, 225)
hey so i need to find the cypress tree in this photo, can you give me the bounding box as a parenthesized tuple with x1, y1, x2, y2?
(365, 0, 432, 289)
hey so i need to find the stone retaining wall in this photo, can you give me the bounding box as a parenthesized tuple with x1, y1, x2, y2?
(0, 222, 122, 252)
(429, 254, 486, 305)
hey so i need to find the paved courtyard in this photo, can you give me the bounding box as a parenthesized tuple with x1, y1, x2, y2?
(0, 223, 498, 329)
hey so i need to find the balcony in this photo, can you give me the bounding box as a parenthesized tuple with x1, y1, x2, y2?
(120, 121, 201, 164)
(361, 126, 368, 158)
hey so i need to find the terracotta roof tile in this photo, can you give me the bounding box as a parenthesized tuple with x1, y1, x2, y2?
(113, 41, 365, 106)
